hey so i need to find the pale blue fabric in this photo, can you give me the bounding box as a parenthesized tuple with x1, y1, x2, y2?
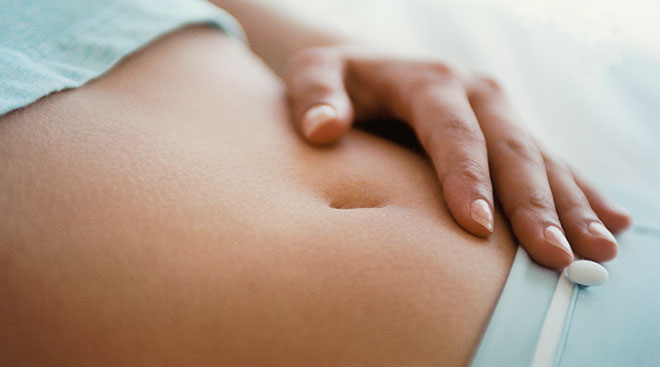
(555, 229, 660, 366)
(471, 246, 561, 366)
(0, 0, 244, 116)
(473, 187, 660, 366)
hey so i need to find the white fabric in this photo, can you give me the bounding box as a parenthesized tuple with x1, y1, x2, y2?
(272, 0, 660, 199)
(531, 271, 577, 366)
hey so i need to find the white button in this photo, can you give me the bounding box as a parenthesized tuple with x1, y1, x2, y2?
(566, 260, 609, 286)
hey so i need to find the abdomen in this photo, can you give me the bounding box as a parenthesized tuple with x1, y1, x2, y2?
(0, 25, 516, 366)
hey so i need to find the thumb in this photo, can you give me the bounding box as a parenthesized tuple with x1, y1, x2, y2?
(285, 48, 354, 144)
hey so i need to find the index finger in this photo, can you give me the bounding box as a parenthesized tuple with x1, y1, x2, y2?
(393, 68, 495, 236)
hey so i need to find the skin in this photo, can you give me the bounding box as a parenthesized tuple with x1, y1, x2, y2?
(0, 2, 633, 365)
(212, 0, 631, 268)
(0, 27, 517, 365)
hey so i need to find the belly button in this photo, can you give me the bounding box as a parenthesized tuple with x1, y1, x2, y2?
(327, 192, 387, 210)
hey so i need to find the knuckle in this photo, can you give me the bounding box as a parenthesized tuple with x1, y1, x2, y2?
(557, 204, 595, 228)
(444, 159, 487, 188)
(474, 75, 504, 94)
(306, 81, 336, 97)
(509, 192, 554, 219)
(403, 62, 458, 96)
(423, 122, 482, 156)
(496, 135, 543, 164)
(565, 199, 591, 217)
(286, 47, 341, 79)
(559, 187, 590, 210)
(456, 159, 487, 182)
(290, 78, 337, 104)
(425, 61, 455, 77)
(403, 74, 440, 97)
(527, 191, 554, 211)
(442, 116, 473, 135)
(541, 152, 564, 169)
(289, 48, 327, 69)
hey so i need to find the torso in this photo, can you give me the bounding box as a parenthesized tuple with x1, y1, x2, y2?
(0, 26, 516, 366)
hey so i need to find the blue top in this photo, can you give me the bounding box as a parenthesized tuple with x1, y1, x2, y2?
(0, 0, 244, 116)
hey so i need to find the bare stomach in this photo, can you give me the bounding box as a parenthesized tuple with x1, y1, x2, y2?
(0, 26, 516, 366)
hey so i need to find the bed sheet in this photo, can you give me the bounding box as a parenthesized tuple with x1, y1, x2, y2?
(272, 0, 660, 202)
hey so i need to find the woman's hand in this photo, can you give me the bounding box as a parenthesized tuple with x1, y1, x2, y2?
(284, 46, 632, 269)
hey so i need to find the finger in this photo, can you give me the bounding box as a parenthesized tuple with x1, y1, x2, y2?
(398, 74, 494, 236)
(285, 48, 354, 144)
(571, 170, 633, 233)
(544, 156, 618, 262)
(468, 78, 573, 268)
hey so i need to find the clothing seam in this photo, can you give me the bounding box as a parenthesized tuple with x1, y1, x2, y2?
(554, 285, 581, 366)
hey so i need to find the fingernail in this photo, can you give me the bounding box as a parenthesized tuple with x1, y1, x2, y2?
(544, 225, 574, 258)
(302, 104, 336, 138)
(471, 199, 494, 233)
(589, 222, 617, 245)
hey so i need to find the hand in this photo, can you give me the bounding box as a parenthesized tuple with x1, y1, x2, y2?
(284, 46, 632, 269)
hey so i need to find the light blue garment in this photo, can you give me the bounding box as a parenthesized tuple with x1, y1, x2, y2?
(0, 0, 244, 116)
(473, 187, 660, 366)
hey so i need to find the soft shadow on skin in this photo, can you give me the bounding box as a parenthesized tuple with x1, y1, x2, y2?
(356, 118, 425, 155)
